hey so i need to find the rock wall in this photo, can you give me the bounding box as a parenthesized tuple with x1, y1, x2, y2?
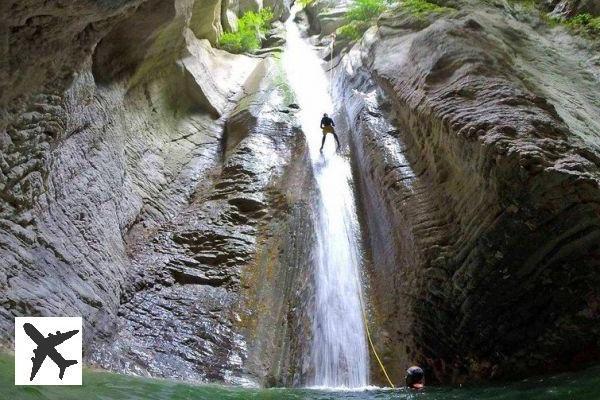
(89, 58, 314, 384)
(1, 0, 310, 386)
(4, 0, 600, 388)
(331, 0, 600, 384)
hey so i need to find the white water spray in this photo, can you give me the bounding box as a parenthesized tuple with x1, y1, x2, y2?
(283, 7, 369, 388)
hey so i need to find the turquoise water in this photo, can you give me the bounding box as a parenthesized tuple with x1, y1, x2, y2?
(1, 355, 599, 400)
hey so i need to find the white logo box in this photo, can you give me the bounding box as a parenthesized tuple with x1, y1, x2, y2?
(14, 317, 83, 385)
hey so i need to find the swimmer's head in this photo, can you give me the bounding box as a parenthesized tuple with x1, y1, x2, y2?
(406, 366, 425, 390)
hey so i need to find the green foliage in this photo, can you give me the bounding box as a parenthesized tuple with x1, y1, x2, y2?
(219, 31, 255, 53)
(297, 0, 315, 8)
(544, 12, 600, 37)
(565, 13, 600, 35)
(506, 0, 599, 38)
(338, 0, 452, 41)
(338, 0, 390, 41)
(337, 21, 368, 40)
(589, 17, 600, 32)
(218, 8, 274, 53)
(400, 0, 454, 16)
(346, 0, 388, 22)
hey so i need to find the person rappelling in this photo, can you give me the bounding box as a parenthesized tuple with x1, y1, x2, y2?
(320, 113, 340, 152)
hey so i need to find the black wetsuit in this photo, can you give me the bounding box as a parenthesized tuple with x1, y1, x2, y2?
(321, 116, 334, 127)
(320, 116, 340, 150)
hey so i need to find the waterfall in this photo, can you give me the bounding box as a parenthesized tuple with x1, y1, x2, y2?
(282, 7, 369, 388)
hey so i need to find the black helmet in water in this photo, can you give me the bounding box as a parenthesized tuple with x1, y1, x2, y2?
(406, 366, 425, 389)
(323, 113, 328, 117)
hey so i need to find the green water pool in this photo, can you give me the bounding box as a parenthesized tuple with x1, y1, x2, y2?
(1, 355, 599, 400)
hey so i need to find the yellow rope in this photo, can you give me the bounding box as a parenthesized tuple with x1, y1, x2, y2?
(359, 295, 396, 388)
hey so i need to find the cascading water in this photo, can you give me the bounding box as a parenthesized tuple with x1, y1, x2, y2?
(283, 7, 369, 388)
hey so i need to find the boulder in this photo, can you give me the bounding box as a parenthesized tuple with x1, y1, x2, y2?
(190, 0, 223, 45)
(317, 9, 348, 36)
(239, 0, 262, 14)
(264, 0, 291, 21)
(222, 9, 239, 32)
(177, 30, 260, 117)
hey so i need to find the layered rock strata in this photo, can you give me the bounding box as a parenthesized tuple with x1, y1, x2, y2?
(1, 0, 311, 385)
(89, 59, 315, 383)
(323, 0, 600, 384)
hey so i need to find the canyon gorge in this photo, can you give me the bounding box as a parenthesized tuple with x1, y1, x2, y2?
(1, 0, 599, 391)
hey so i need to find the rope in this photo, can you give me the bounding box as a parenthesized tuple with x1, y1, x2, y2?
(359, 293, 396, 388)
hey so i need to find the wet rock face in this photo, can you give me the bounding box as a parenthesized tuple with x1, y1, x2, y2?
(237, 123, 317, 387)
(335, 3, 600, 384)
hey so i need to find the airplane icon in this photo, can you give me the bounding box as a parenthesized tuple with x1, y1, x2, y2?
(23, 322, 79, 381)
